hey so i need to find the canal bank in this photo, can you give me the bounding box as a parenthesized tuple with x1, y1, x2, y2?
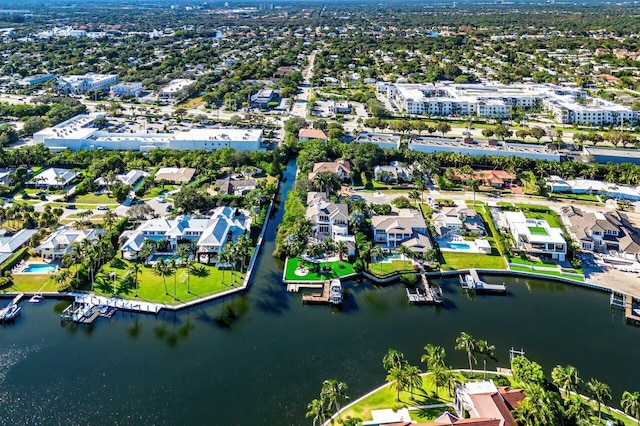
(0, 158, 639, 425)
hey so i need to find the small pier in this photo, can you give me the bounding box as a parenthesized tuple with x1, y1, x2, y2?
(61, 293, 161, 324)
(408, 267, 443, 305)
(460, 269, 506, 294)
(612, 292, 640, 325)
(301, 280, 343, 305)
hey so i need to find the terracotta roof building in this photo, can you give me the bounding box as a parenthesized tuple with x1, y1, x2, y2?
(299, 128, 328, 142)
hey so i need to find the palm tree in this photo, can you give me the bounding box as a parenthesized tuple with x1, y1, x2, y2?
(408, 189, 421, 207)
(234, 234, 252, 272)
(306, 398, 327, 426)
(127, 263, 142, 297)
(431, 364, 448, 398)
(397, 244, 412, 271)
(621, 391, 640, 425)
(54, 269, 72, 289)
(421, 343, 446, 372)
(587, 378, 611, 422)
(321, 379, 348, 421)
(175, 244, 192, 293)
(383, 348, 405, 372)
(455, 331, 477, 371)
(370, 246, 385, 275)
(103, 210, 117, 230)
(153, 258, 171, 295)
(139, 238, 156, 265)
(169, 258, 178, 300)
(336, 240, 348, 262)
(314, 171, 340, 196)
(468, 179, 480, 206)
(565, 396, 592, 425)
(404, 365, 423, 400)
(475, 339, 496, 379)
(552, 365, 581, 398)
(443, 366, 457, 397)
(218, 249, 231, 285)
(386, 365, 408, 402)
(516, 383, 562, 426)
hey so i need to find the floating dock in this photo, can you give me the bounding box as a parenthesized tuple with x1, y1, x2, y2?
(460, 269, 506, 294)
(61, 294, 161, 324)
(611, 292, 640, 326)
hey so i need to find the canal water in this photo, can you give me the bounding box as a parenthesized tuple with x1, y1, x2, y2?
(0, 159, 639, 425)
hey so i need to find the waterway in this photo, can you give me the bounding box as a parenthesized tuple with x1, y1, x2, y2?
(0, 159, 639, 425)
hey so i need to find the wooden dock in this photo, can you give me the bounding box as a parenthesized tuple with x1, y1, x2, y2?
(302, 281, 331, 304)
(407, 267, 443, 305)
(624, 297, 640, 326)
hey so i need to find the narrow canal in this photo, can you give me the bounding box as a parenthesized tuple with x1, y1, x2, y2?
(0, 158, 639, 425)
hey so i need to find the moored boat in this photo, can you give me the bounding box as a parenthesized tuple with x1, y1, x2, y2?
(29, 294, 43, 303)
(328, 279, 343, 305)
(2, 304, 21, 322)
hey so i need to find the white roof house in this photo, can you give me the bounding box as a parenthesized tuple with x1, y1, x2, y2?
(94, 169, 148, 187)
(29, 168, 78, 187)
(0, 229, 38, 265)
(504, 211, 566, 261)
(35, 227, 106, 260)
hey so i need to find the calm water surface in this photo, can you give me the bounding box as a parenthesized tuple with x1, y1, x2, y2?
(0, 160, 639, 425)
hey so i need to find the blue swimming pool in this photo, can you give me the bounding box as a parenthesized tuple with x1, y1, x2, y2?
(23, 263, 58, 274)
(448, 242, 471, 250)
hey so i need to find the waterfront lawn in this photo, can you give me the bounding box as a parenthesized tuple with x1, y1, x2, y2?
(98, 257, 243, 304)
(509, 256, 558, 268)
(368, 259, 415, 277)
(2, 273, 58, 293)
(283, 257, 355, 282)
(440, 251, 506, 270)
(509, 265, 585, 282)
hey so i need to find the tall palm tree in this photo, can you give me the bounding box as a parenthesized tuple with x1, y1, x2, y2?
(621, 391, 640, 426)
(397, 244, 412, 271)
(408, 189, 421, 207)
(169, 258, 178, 300)
(468, 179, 480, 206)
(443, 365, 457, 397)
(587, 378, 611, 422)
(139, 238, 156, 265)
(235, 234, 252, 272)
(404, 365, 423, 401)
(153, 258, 171, 295)
(54, 269, 72, 289)
(370, 246, 385, 275)
(552, 365, 581, 398)
(103, 210, 117, 230)
(421, 344, 446, 372)
(565, 396, 592, 425)
(336, 240, 348, 262)
(127, 262, 142, 297)
(475, 339, 496, 379)
(383, 348, 405, 372)
(305, 398, 327, 426)
(320, 379, 348, 421)
(218, 249, 231, 286)
(386, 365, 408, 402)
(455, 331, 477, 371)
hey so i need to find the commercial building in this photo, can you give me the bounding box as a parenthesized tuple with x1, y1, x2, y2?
(109, 82, 143, 98)
(354, 132, 402, 150)
(56, 73, 118, 94)
(158, 79, 195, 104)
(34, 114, 263, 152)
(583, 146, 640, 165)
(16, 74, 56, 87)
(250, 89, 277, 109)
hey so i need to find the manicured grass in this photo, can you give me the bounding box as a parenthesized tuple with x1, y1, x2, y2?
(525, 212, 562, 228)
(465, 200, 486, 206)
(72, 193, 119, 205)
(98, 257, 244, 305)
(143, 185, 177, 199)
(509, 265, 585, 282)
(509, 256, 559, 267)
(549, 192, 600, 202)
(527, 226, 548, 235)
(440, 251, 506, 270)
(283, 257, 356, 282)
(2, 273, 59, 293)
(368, 259, 415, 277)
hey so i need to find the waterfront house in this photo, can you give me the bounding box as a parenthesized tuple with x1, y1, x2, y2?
(305, 192, 349, 240)
(213, 177, 257, 196)
(307, 160, 351, 181)
(561, 206, 640, 261)
(36, 227, 106, 260)
(0, 229, 38, 264)
(451, 380, 524, 426)
(433, 208, 486, 237)
(298, 128, 328, 142)
(371, 208, 428, 248)
(504, 211, 566, 261)
(120, 207, 251, 264)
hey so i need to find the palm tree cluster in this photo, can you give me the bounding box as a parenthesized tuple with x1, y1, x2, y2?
(0, 203, 63, 234)
(60, 237, 116, 290)
(306, 379, 349, 426)
(453, 332, 496, 378)
(382, 349, 424, 401)
(217, 234, 253, 287)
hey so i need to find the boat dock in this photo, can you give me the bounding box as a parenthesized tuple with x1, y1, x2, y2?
(61, 294, 161, 324)
(611, 292, 640, 326)
(460, 269, 506, 294)
(407, 267, 443, 305)
(301, 280, 343, 305)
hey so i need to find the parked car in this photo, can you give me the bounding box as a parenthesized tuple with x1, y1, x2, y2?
(97, 205, 109, 211)
(67, 204, 77, 210)
(166, 205, 173, 212)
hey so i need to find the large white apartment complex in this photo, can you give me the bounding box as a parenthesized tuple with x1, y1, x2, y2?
(34, 113, 263, 151)
(56, 73, 118, 94)
(377, 82, 637, 125)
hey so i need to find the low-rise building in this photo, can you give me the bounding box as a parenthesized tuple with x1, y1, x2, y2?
(109, 82, 143, 98)
(158, 79, 195, 104)
(154, 167, 196, 184)
(308, 160, 351, 181)
(28, 167, 77, 188)
(298, 128, 328, 142)
(120, 207, 251, 264)
(305, 192, 349, 240)
(16, 74, 56, 87)
(433, 208, 486, 237)
(561, 206, 640, 261)
(329, 100, 351, 114)
(214, 178, 257, 196)
(453, 170, 516, 189)
(583, 146, 640, 165)
(0, 229, 38, 264)
(546, 176, 640, 201)
(354, 132, 402, 150)
(504, 211, 566, 261)
(56, 73, 118, 94)
(452, 380, 524, 426)
(372, 208, 428, 248)
(94, 169, 148, 189)
(36, 227, 106, 260)
(374, 161, 414, 183)
(250, 89, 277, 109)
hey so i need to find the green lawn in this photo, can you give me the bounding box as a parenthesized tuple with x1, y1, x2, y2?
(465, 200, 486, 207)
(440, 251, 506, 270)
(368, 259, 415, 277)
(527, 226, 549, 235)
(99, 257, 244, 305)
(2, 273, 59, 293)
(510, 265, 585, 282)
(509, 256, 559, 268)
(283, 257, 356, 282)
(549, 192, 600, 202)
(143, 185, 178, 200)
(71, 193, 119, 205)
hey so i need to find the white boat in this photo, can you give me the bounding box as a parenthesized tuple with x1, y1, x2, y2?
(29, 294, 43, 303)
(328, 279, 343, 305)
(464, 274, 476, 289)
(2, 304, 21, 322)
